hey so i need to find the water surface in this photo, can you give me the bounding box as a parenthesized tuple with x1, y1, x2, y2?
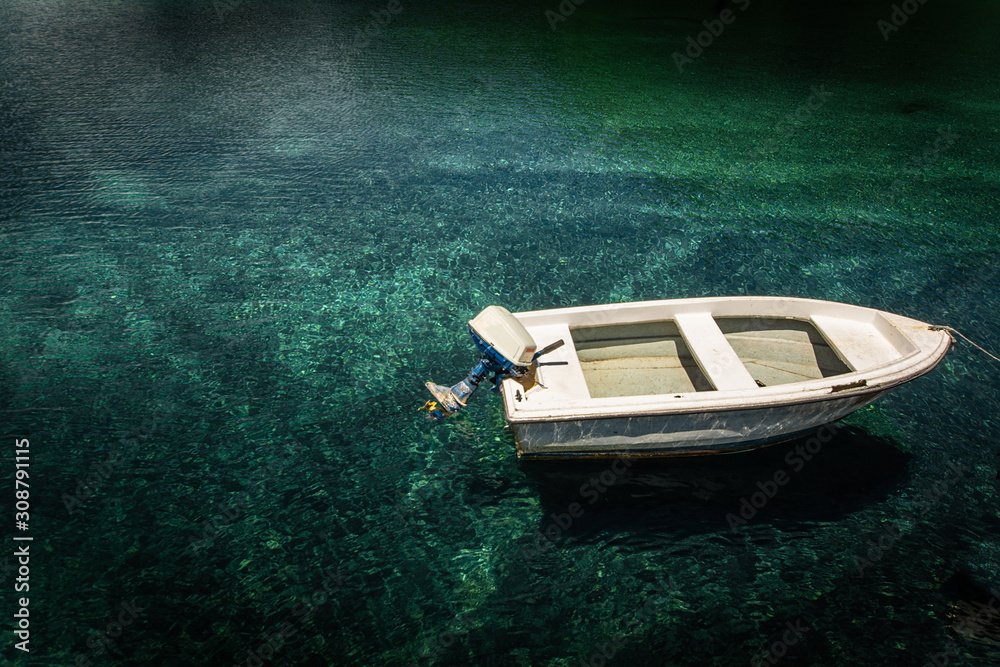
(1, 0, 999, 665)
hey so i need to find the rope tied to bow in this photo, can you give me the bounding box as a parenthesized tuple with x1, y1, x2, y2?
(929, 325, 1000, 364)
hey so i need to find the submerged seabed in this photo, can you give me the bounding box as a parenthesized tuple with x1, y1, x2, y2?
(1, 0, 999, 665)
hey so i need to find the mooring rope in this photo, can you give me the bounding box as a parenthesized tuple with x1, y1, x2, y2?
(930, 325, 1000, 364)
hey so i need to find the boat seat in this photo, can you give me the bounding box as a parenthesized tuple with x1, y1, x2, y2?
(521, 323, 591, 401)
(810, 314, 902, 372)
(673, 312, 759, 392)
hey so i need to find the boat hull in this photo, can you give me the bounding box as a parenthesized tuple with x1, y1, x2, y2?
(494, 296, 951, 459)
(512, 390, 886, 459)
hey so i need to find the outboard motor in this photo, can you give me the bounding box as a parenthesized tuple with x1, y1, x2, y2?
(423, 306, 563, 419)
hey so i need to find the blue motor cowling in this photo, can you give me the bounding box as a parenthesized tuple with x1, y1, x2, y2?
(423, 306, 563, 419)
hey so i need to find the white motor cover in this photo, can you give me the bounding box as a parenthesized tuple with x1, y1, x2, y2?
(469, 306, 537, 366)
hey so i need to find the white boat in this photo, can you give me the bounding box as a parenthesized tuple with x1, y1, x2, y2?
(424, 297, 952, 459)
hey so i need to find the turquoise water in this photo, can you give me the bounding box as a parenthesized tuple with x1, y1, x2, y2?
(1, 0, 999, 664)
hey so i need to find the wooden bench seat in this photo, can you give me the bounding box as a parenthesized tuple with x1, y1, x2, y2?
(673, 312, 759, 391)
(810, 314, 903, 372)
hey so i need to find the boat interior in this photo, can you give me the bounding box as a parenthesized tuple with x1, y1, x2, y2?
(570, 316, 858, 399)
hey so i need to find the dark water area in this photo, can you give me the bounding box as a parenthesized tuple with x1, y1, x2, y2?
(1, 0, 999, 664)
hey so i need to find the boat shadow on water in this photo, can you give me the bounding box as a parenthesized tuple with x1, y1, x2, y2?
(517, 425, 912, 543)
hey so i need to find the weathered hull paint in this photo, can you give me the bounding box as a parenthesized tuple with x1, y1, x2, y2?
(513, 391, 885, 459)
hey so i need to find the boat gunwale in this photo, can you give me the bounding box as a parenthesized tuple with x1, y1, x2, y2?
(500, 297, 951, 423)
(505, 385, 894, 424)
